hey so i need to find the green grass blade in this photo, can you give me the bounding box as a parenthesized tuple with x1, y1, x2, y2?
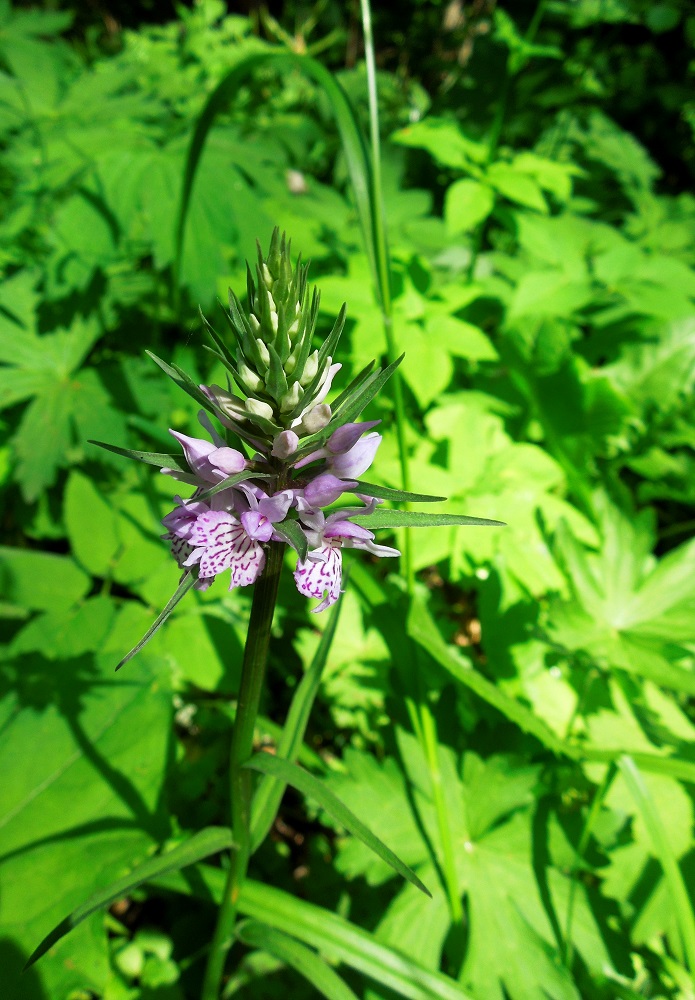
(152, 868, 471, 1000)
(354, 510, 505, 529)
(174, 52, 375, 296)
(25, 828, 234, 970)
(250, 586, 346, 851)
(244, 753, 431, 898)
(618, 755, 695, 973)
(116, 571, 197, 671)
(237, 921, 360, 1000)
(408, 595, 577, 758)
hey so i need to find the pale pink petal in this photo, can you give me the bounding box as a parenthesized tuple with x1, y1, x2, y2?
(328, 433, 382, 479)
(327, 420, 380, 455)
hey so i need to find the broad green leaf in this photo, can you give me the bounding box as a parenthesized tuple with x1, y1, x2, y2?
(354, 510, 505, 529)
(0, 547, 90, 614)
(26, 827, 235, 969)
(487, 162, 548, 212)
(244, 753, 431, 897)
(445, 179, 495, 233)
(237, 921, 360, 1000)
(0, 601, 172, 999)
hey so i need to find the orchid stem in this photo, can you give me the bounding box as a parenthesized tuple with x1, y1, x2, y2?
(200, 542, 285, 1000)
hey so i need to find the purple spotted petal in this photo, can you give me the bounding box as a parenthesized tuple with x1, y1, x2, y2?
(294, 543, 342, 613)
(190, 512, 265, 585)
(162, 497, 210, 540)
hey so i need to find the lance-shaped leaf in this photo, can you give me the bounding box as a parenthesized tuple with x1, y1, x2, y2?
(353, 510, 505, 529)
(89, 441, 187, 472)
(194, 470, 275, 504)
(237, 921, 360, 1000)
(116, 571, 197, 671)
(244, 753, 431, 898)
(330, 354, 404, 427)
(146, 351, 213, 412)
(25, 827, 235, 970)
(349, 481, 447, 503)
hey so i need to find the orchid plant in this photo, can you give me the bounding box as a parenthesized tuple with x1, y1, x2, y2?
(29, 231, 500, 999)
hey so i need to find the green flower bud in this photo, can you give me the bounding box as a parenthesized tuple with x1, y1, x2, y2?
(245, 397, 274, 420)
(256, 339, 270, 367)
(239, 364, 263, 393)
(280, 382, 302, 413)
(299, 350, 319, 387)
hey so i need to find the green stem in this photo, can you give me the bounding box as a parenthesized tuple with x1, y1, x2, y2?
(359, 0, 414, 589)
(201, 542, 285, 1000)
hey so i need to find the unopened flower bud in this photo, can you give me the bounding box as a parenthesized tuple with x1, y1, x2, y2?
(299, 404, 332, 434)
(262, 263, 273, 287)
(249, 315, 260, 333)
(284, 349, 298, 375)
(288, 318, 300, 339)
(270, 310, 278, 334)
(256, 339, 270, 366)
(280, 382, 302, 413)
(245, 398, 274, 420)
(300, 350, 319, 387)
(239, 364, 262, 393)
(271, 430, 299, 459)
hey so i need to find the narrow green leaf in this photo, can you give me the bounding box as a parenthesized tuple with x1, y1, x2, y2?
(350, 481, 447, 503)
(237, 921, 360, 1000)
(251, 582, 347, 851)
(146, 351, 212, 411)
(116, 572, 197, 671)
(152, 870, 471, 1000)
(244, 753, 431, 898)
(582, 748, 695, 785)
(272, 519, 308, 562)
(88, 441, 187, 472)
(194, 470, 274, 504)
(331, 354, 404, 427)
(618, 755, 695, 974)
(354, 510, 505, 529)
(25, 827, 234, 970)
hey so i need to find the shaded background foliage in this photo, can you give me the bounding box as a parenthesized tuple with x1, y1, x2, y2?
(2, 0, 695, 998)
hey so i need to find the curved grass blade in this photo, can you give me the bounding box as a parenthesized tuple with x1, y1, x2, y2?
(25, 827, 235, 970)
(250, 582, 346, 851)
(237, 921, 360, 1000)
(152, 868, 471, 1000)
(354, 510, 505, 529)
(89, 441, 187, 472)
(350, 481, 447, 503)
(618, 755, 695, 973)
(244, 753, 431, 898)
(116, 571, 197, 671)
(175, 52, 375, 295)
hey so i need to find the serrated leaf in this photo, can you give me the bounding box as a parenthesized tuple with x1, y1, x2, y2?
(244, 753, 431, 897)
(25, 827, 235, 970)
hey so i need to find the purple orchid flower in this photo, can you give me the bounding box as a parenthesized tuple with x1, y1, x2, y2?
(162, 487, 293, 592)
(161, 411, 248, 486)
(294, 420, 381, 480)
(294, 503, 399, 613)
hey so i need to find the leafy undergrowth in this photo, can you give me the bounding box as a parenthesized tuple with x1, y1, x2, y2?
(2, 2, 695, 999)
